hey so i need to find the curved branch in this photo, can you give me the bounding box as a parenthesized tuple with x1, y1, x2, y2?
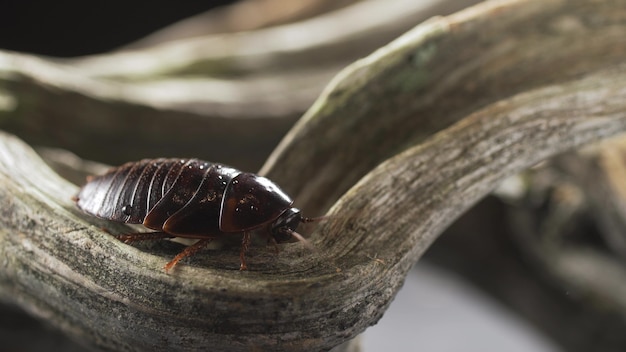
(1, 62, 625, 352)
(0, 0, 483, 169)
(65, 0, 481, 79)
(120, 0, 361, 49)
(262, 0, 626, 214)
(1, 0, 626, 351)
(0, 51, 299, 169)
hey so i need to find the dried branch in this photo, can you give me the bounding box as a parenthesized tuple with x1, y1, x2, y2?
(66, 0, 482, 79)
(1, 0, 626, 351)
(262, 0, 626, 214)
(0, 0, 483, 171)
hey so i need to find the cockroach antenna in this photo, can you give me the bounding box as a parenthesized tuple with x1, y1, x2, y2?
(282, 224, 342, 273)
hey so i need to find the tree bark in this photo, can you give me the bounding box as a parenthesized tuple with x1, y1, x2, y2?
(1, 0, 626, 351)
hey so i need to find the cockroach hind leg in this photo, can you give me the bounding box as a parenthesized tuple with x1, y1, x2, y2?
(163, 238, 215, 272)
(239, 232, 251, 271)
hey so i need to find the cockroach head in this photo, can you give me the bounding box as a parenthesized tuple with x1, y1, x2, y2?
(270, 207, 302, 243)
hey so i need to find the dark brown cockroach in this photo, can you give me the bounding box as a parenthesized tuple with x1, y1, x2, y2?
(73, 158, 316, 271)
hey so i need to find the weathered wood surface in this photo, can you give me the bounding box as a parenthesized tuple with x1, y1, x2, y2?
(0, 0, 482, 171)
(261, 0, 626, 215)
(1, 0, 626, 351)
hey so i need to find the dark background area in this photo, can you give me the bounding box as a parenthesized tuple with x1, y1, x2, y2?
(0, 0, 236, 57)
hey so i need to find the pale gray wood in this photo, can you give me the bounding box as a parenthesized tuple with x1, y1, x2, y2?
(0, 51, 301, 170)
(262, 0, 626, 215)
(0, 0, 483, 171)
(66, 0, 483, 79)
(1, 59, 625, 352)
(1, 0, 626, 351)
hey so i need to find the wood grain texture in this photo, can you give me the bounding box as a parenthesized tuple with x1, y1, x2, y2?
(0, 0, 483, 171)
(1, 0, 626, 351)
(262, 0, 626, 215)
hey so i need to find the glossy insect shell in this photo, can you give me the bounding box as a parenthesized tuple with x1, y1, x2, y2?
(75, 158, 294, 237)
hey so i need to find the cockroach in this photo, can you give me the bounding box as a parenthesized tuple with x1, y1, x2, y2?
(73, 158, 317, 271)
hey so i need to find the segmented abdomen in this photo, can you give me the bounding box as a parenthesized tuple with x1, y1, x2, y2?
(75, 159, 240, 234)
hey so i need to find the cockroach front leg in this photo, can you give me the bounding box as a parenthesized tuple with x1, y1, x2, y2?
(267, 236, 280, 255)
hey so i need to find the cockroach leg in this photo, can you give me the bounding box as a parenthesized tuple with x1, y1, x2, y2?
(267, 236, 280, 255)
(164, 238, 215, 272)
(240, 232, 252, 271)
